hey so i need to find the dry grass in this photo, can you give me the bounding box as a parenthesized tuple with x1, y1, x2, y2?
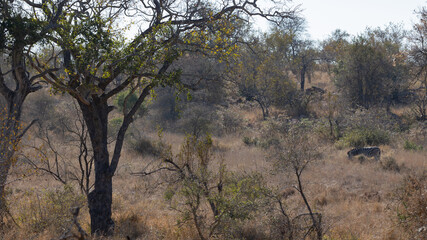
(4, 98, 426, 239)
(306, 152, 397, 239)
(393, 151, 426, 173)
(6, 139, 426, 240)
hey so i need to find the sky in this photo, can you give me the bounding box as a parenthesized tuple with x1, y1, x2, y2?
(293, 0, 425, 40)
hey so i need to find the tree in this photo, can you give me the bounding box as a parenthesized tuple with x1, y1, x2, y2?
(270, 18, 317, 91)
(320, 29, 350, 73)
(293, 40, 317, 91)
(139, 134, 268, 240)
(0, 0, 68, 221)
(31, 0, 296, 235)
(233, 34, 297, 119)
(268, 121, 323, 239)
(233, 20, 320, 119)
(409, 7, 427, 121)
(333, 26, 410, 108)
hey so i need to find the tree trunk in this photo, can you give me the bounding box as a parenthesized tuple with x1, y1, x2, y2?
(328, 118, 334, 139)
(300, 67, 306, 91)
(296, 171, 322, 240)
(88, 168, 113, 235)
(255, 99, 268, 120)
(0, 149, 13, 219)
(78, 100, 114, 235)
(0, 97, 25, 222)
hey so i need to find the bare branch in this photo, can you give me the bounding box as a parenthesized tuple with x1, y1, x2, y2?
(16, 119, 38, 139)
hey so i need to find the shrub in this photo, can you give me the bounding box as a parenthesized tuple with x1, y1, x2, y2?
(381, 157, 400, 172)
(334, 140, 347, 150)
(178, 105, 215, 139)
(219, 108, 242, 134)
(336, 108, 406, 143)
(268, 121, 324, 239)
(403, 140, 423, 151)
(314, 120, 336, 142)
(339, 128, 390, 148)
(129, 137, 162, 157)
(257, 118, 288, 149)
(286, 91, 314, 118)
(242, 136, 258, 146)
(115, 211, 148, 239)
(161, 135, 269, 240)
(333, 28, 410, 109)
(394, 175, 427, 239)
(14, 185, 85, 234)
(231, 222, 269, 240)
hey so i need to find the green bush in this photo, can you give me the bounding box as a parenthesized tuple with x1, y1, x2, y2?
(258, 137, 280, 149)
(242, 136, 258, 146)
(108, 117, 123, 136)
(163, 135, 269, 239)
(339, 128, 390, 148)
(403, 140, 423, 151)
(114, 90, 147, 115)
(115, 90, 138, 111)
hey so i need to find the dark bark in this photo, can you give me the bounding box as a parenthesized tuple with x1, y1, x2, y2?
(0, 0, 67, 221)
(328, 118, 334, 139)
(300, 65, 306, 91)
(0, 88, 34, 223)
(78, 99, 114, 235)
(30, 0, 296, 235)
(254, 98, 269, 120)
(277, 198, 292, 239)
(296, 170, 322, 240)
(87, 173, 113, 236)
(0, 119, 16, 217)
(204, 180, 219, 217)
(76, 82, 153, 235)
(0, 47, 30, 220)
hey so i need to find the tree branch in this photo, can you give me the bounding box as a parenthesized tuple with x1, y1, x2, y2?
(0, 67, 13, 100)
(17, 119, 38, 139)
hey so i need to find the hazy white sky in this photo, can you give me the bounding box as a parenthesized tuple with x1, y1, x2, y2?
(294, 0, 425, 40)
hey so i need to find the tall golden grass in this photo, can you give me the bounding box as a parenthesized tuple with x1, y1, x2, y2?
(3, 73, 426, 240)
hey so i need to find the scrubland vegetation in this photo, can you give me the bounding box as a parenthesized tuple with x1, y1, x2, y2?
(1, 0, 426, 239)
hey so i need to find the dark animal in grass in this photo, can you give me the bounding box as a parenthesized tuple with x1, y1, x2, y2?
(347, 147, 381, 161)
